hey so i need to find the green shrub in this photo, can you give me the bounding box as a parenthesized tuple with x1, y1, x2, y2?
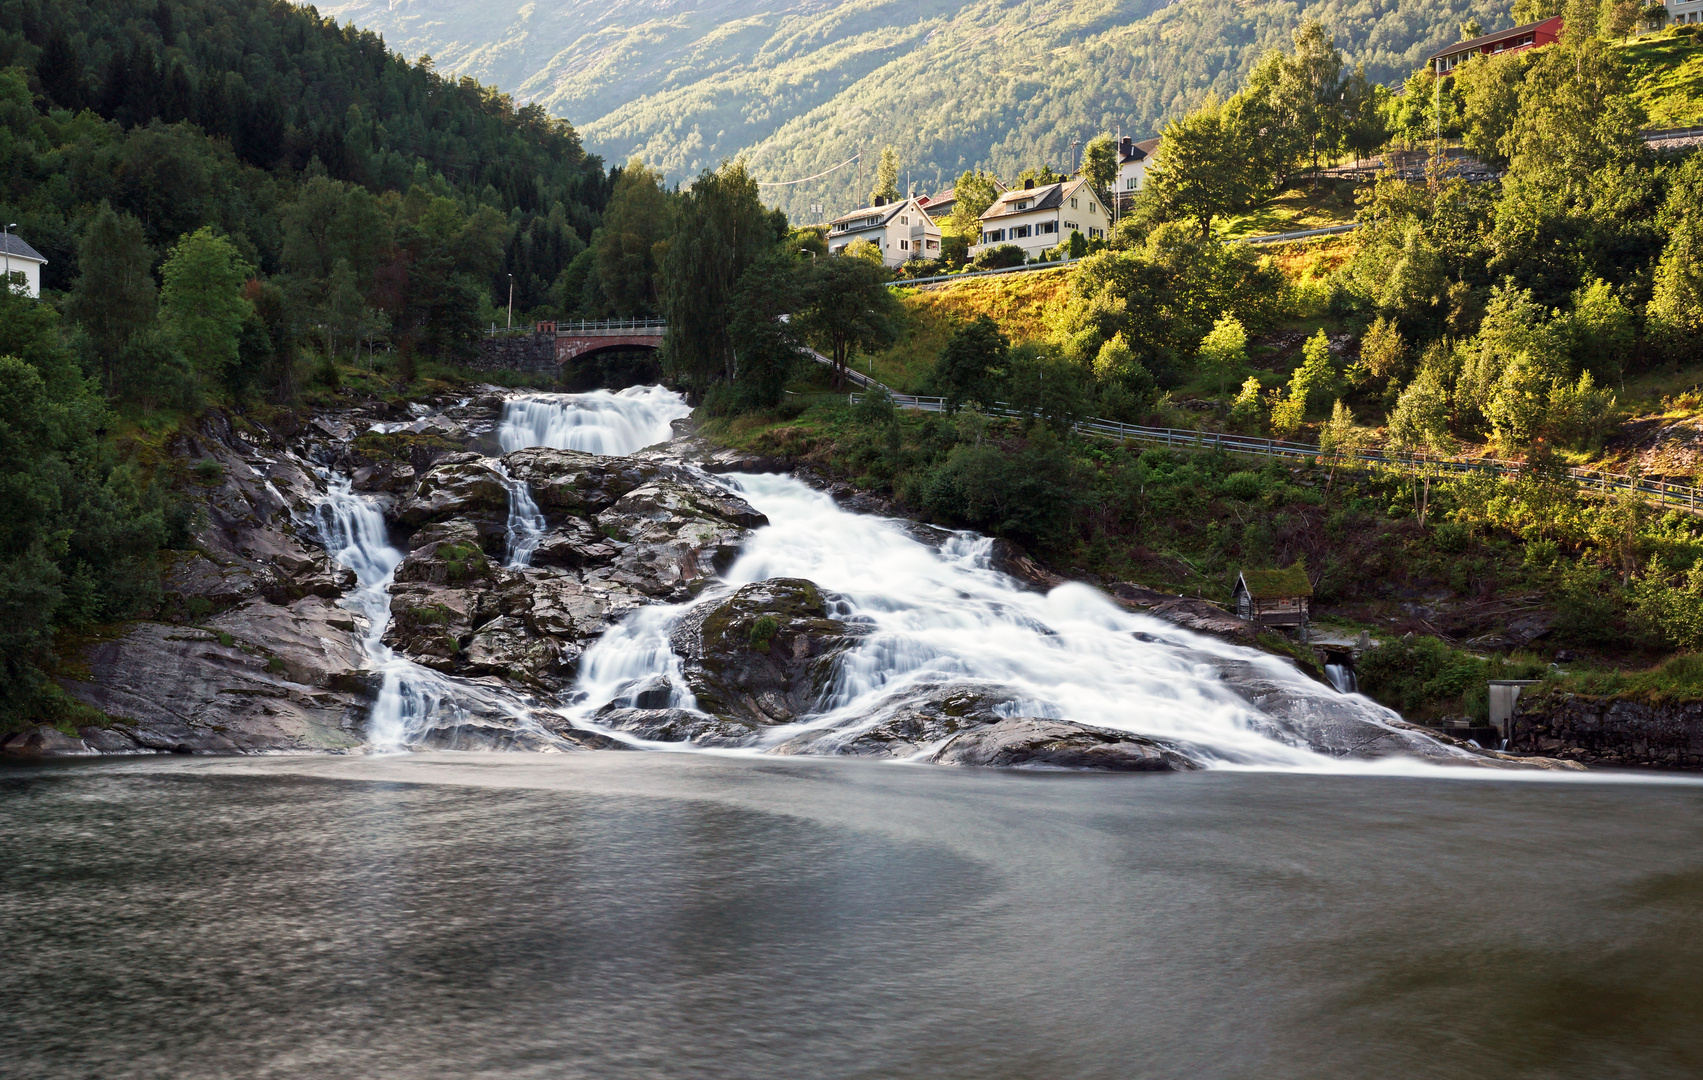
(436, 543, 488, 581)
(193, 459, 224, 484)
(1219, 471, 1265, 501)
(749, 616, 780, 651)
(1357, 635, 1487, 721)
(1432, 522, 1469, 553)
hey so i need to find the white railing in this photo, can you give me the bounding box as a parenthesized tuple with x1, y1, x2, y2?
(848, 392, 1703, 513)
(557, 318, 667, 334)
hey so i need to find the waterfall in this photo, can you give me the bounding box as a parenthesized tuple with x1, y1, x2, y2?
(565, 473, 1432, 767)
(493, 460, 546, 568)
(313, 477, 561, 751)
(1325, 662, 1358, 694)
(497, 386, 692, 456)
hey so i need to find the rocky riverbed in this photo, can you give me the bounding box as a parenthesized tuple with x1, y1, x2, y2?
(1, 389, 1572, 772)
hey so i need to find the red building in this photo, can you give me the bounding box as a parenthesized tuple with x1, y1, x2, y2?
(1428, 16, 1565, 74)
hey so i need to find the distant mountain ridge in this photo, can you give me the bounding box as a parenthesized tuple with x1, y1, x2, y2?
(322, 0, 1506, 219)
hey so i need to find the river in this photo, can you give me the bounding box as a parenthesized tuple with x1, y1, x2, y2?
(3, 753, 1702, 1078)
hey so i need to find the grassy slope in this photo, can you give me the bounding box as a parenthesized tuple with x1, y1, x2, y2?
(1618, 32, 1703, 127)
(1217, 186, 1362, 239)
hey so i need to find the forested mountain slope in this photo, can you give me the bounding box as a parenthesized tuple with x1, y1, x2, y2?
(323, 0, 1504, 218)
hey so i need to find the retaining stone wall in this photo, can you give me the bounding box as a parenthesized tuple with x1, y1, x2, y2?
(1510, 691, 1703, 768)
(469, 333, 557, 376)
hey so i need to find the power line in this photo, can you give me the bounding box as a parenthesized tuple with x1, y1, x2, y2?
(755, 151, 861, 187)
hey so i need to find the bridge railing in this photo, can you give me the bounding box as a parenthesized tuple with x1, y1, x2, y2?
(849, 393, 1702, 514)
(555, 318, 667, 334)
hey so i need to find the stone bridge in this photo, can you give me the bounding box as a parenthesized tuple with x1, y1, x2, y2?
(472, 320, 665, 376)
(543, 319, 666, 363)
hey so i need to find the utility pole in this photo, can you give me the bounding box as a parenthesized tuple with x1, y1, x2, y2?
(506, 273, 514, 330)
(2, 223, 12, 293)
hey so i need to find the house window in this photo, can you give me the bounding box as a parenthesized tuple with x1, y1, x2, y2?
(1015, 200, 1031, 210)
(1070, 197, 1078, 208)
(1063, 220, 1078, 231)
(1127, 176, 1138, 189)
(1088, 227, 1103, 239)
(926, 239, 939, 249)
(900, 239, 909, 250)
(900, 215, 909, 224)
(1089, 202, 1097, 214)
(1011, 225, 1031, 239)
(1037, 221, 1057, 234)
(983, 229, 1005, 243)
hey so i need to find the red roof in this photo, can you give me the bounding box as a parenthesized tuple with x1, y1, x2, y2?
(1428, 16, 1563, 64)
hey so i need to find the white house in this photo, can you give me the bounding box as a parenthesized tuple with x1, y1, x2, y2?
(1, 233, 47, 299)
(826, 196, 943, 267)
(1117, 136, 1162, 197)
(1669, 0, 1702, 24)
(969, 177, 1107, 261)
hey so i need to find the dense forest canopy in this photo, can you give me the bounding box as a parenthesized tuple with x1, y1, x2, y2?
(0, 0, 634, 725)
(0, 0, 611, 305)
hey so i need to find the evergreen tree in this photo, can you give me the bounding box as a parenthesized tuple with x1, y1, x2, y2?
(871, 146, 901, 203)
(588, 161, 675, 317)
(67, 204, 158, 393)
(659, 160, 785, 388)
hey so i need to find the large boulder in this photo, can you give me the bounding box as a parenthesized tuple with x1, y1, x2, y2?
(929, 718, 1201, 771)
(670, 578, 866, 726)
(770, 682, 1018, 758)
(395, 454, 508, 528)
(591, 479, 768, 598)
(1200, 655, 1475, 762)
(502, 448, 670, 515)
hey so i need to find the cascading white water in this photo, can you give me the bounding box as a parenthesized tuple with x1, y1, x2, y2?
(567, 473, 1430, 767)
(493, 460, 546, 568)
(1325, 662, 1358, 694)
(497, 386, 692, 456)
(314, 477, 560, 750)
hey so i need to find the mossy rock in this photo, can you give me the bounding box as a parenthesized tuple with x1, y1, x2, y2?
(671, 577, 867, 726)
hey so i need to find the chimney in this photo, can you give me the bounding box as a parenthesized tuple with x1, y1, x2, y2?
(1121, 136, 1132, 156)
(873, 196, 885, 207)
(1023, 178, 1035, 190)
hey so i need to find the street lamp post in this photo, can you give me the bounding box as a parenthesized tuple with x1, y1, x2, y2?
(2, 223, 13, 294)
(506, 273, 514, 330)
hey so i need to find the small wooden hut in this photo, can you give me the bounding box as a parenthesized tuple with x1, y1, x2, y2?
(1232, 565, 1312, 628)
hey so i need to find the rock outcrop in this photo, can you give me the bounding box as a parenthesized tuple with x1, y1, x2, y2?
(375, 448, 767, 690)
(670, 578, 864, 725)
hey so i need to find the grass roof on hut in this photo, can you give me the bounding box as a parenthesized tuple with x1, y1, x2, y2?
(1238, 564, 1313, 599)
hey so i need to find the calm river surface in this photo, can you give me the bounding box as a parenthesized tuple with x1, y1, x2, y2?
(3, 754, 1703, 1079)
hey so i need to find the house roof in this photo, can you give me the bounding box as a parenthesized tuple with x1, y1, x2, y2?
(1121, 137, 1161, 164)
(1236, 566, 1313, 599)
(830, 197, 932, 229)
(979, 178, 1089, 221)
(1427, 17, 1562, 62)
(0, 234, 47, 263)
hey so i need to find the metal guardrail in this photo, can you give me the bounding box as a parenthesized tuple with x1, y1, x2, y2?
(1644, 125, 1703, 143)
(1239, 223, 1360, 245)
(889, 224, 1362, 289)
(850, 392, 1703, 514)
(805, 348, 883, 389)
(892, 259, 1077, 288)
